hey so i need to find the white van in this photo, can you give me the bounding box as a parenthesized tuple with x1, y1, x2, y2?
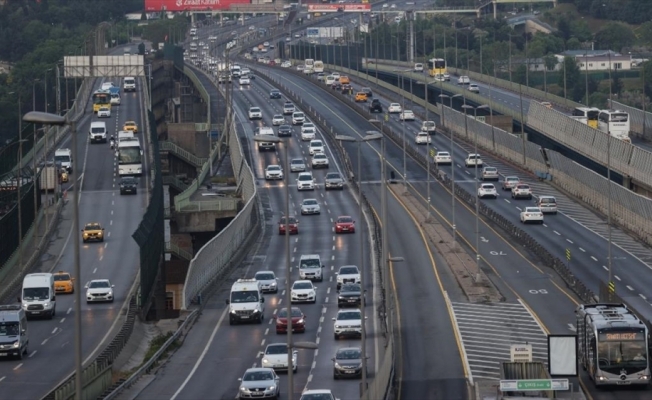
(89, 121, 107, 143)
(299, 254, 324, 281)
(21, 273, 56, 319)
(256, 127, 276, 151)
(123, 77, 136, 92)
(55, 148, 73, 173)
(110, 92, 121, 105)
(0, 305, 29, 359)
(225, 278, 265, 325)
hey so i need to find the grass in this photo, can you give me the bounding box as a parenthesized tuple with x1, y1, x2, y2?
(142, 332, 178, 364)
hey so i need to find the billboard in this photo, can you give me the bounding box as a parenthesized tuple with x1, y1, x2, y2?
(144, 0, 251, 12)
(307, 4, 371, 12)
(306, 27, 344, 38)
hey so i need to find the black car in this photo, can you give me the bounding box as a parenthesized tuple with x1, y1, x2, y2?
(369, 98, 383, 113)
(337, 283, 363, 308)
(119, 177, 138, 195)
(270, 89, 281, 99)
(331, 82, 342, 91)
(341, 84, 352, 94)
(332, 347, 363, 379)
(361, 87, 373, 97)
(277, 124, 293, 137)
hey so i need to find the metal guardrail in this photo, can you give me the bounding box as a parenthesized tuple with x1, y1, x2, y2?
(160, 141, 208, 167)
(165, 241, 193, 261)
(175, 197, 239, 213)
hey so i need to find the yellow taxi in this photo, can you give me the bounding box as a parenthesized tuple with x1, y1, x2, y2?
(123, 121, 138, 133)
(54, 271, 75, 294)
(339, 76, 351, 84)
(82, 222, 105, 243)
(354, 92, 368, 102)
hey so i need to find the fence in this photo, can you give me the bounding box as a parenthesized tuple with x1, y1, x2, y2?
(609, 99, 652, 142)
(182, 113, 258, 309)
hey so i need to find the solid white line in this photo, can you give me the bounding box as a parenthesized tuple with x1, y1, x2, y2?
(170, 307, 229, 400)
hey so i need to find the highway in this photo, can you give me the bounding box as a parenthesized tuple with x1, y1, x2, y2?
(0, 49, 148, 398)
(252, 64, 652, 399)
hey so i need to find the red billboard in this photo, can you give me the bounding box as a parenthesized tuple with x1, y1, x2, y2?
(307, 4, 371, 12)
(144, 0, 251, 12)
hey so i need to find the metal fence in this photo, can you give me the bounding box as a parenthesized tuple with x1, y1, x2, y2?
(182, 113, 258, 309)
(609, 99, 652, 141)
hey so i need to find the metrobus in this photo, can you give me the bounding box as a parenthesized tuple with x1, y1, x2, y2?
(571, 107, 600, 129)
(92, 90, 111, 113)
(427, 58, 446, 77)
(313, 60, 324, 73)
(576, 303, 650, 386)
(117, 138, 143, 176)
(598, 109, 631, 143)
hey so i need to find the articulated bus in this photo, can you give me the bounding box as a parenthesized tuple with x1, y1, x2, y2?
(92, 90, 111, 113)
(576, 303, 650, 386)
(598, 109, 631, 143)
(427, 58, 446, 77)
(117, 138, 143, 176)
(571, 107, 600, 129)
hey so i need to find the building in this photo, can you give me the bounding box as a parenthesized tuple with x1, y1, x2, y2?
(561, 50, 634, 71)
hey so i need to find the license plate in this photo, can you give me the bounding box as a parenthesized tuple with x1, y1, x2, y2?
(342, 228, 348, 231)
(345, 371, 355, 374)
(0, 353, 7, 356)
(240, 316, 249, 319)
(616, 381, 632, 385)
(348, 300, 357, 303)
(31, 311, 40, 314)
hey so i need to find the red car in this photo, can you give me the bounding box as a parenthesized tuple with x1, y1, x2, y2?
(274, 306, 306, 334)
(279, 216, 299, 235)
(335, 216, 355, 234)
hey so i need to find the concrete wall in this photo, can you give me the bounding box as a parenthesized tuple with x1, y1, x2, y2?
(167, 123, 209, 158)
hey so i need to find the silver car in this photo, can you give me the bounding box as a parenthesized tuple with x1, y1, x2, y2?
(254, 271, 278, 293)
(237, 368, 280, 399)
(290, 158, 306, 172)
(481, 166, 499, 181)
(325, 172, 344, 190)
(301, 199, 321, 215)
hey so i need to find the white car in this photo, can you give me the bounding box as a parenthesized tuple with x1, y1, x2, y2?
(481, 166, 499, 181)
(260, 343, 297, 371)
(248, 107, 262, 120)
(309, 140, 324, 155)
(512, 184, 533, 200)
(336, 265, 361, 290)
(301, 390, 337, 400)
(468, 83, 480, 93)
(265, 165, 283, 180)
(502, 176, 521, 191)
(520, 207, 544, 224)
(297, 172, 315, 190)
(297, 64, 306, 71)
(272, 115, 285, 126)
(388, 103, 402, 113)
(414, 63, 424, 72)
(434, 151, 452, 164)
(290, 158, 306, 172)
(311, 153, 329, 169)
(100, 82, 115, 90)
(332, 72, 341, 80)
(85, 279, 114, 303)
(415, 132, 431, 144)
(254, 270, 278, 293)
(464, 153, 483, 167)
(399, 110, 415, 121)
(333, 309, 364, 340)
(477, 183, 497, 199)
(457, 75, 470, 85)
(390, 3, 397, 8)
(443, 73, 451, 81)
(281, 61, 292, 68)
(292, 111, 305, 125)
(239, 76, 251, 85)
(110, 95, 121, 105)
(291, 280, 317, 303)
(300, 198, 321, 215)
(325, 75, 336, 85)
(421, 121, 436, 133)
(301, 127, 316, 141)
(302, 122, 316, 131)
(241, 68, 251, 75)
(97, 107, 111, 118)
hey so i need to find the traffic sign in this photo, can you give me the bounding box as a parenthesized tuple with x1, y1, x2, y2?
(500, 379, 569, 391)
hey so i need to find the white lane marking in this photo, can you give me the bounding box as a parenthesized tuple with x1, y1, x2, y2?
(28, 351, 37, 358)
(640, 294, 647, 300)
(264, 328, 269, 335)
(0, 377, 5, 382)
(41, 339, 48, 345)
(553, 231, 560, 235)
(614, 275, 621, 281)
(602, 265, 608, 271)
(67, 308, 72, 315)
(627, 285, 634, 291)
(60, 318, 66, 324)
(261, 339, 265, 347)
(579, 248, 585, 252)
(13, 364, 22, 370)
(591, 256, 598, 261)
(51, 328, 57, 334)
(566, 239, 573, 244)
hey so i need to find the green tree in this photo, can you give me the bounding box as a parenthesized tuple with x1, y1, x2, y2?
(566, 37, 582, 50)
(544, 55, 558, 71)
(514, 64, 527, 85)
(588, 92, 608, 108)
(558, 56, 581, 91)
(612, 73, 624, 95)
(570, 19, 593, 43)
(594, 22, 636, 52)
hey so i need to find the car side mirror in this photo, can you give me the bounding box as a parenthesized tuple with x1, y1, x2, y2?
(364, 317, 368, 320)
(258, 351, 264, 357)
(238, 378, 242, 382)
(17, 296, 21, 302)
(225, 299, 230, 305)
(331, 358, 335, 361)
(332, 318, 336, 321)
(335, 273, 339, 275)
(111, 285, 115, 288)
(260, 297, 265, 303)
(364, 289, 367, 292)
(81, 229, 84, 232)
(321, 264, 325, 268)
(21, 329, 26, 336)
(102, 228, 105, 231)
(51, 296, 56, 301)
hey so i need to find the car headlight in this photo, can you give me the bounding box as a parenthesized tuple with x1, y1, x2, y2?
(297, 319, 304, 324)
(230, 310, 237, 314)
(240, 387, 248, 392)
(262, 358, 268, 364)
(268, 386, 275, 390)
(309, 291, 315, 297)
(12, 341, 19, 348)
(43, 301, 50, 308)
(270, 282, 277, 287)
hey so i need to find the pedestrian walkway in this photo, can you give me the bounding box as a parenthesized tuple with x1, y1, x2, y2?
(450, 301, 548, 381)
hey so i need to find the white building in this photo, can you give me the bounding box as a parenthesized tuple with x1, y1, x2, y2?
(562, 50, 633, 71)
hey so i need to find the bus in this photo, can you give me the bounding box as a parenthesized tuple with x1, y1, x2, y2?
(598, 109, 631, 143)
(313, 60, 324, 73)
(92, 90, 111, 113)
(576, 303, 650, 386)
(571, 107, 600, 129)
(304, 58, 315, 73)
(428, 58, 446, 77)
(117, 138, 143, 176)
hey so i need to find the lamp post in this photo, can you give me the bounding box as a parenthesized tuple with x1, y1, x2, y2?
(439, 93, 462, 248)
(44, 68, 53, 231)
(394, 68, 412, 190)
(22, 111, 80, 399)
(253, 134, 294, 399)
(335, 132, 382, 393)
(461, 104, 489, 272)
(424, 79, 441, 223)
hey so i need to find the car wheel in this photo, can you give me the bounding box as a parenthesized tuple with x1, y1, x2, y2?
(334, 373, 338, 380)
(334, 333, 339, 340)
(17, 347, 23, 360)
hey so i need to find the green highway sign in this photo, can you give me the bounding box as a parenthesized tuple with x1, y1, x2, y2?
(500, 379, 569, 391)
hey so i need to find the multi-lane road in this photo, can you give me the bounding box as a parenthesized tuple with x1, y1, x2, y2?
(0, 51, 148, 398)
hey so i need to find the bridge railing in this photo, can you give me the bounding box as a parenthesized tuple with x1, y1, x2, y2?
(159, 141, 208, 167)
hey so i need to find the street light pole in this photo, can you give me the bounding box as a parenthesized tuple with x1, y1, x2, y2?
(393, 69, 412, 190)
(440, 94, 462, 248)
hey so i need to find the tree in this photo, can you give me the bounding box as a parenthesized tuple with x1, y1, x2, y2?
(557, 17, 571, 41)
(612, 73, 624, 96)
(594, 22, 636, 52)
(514, 64, 527, 85)
(566, 37, 582, 50)
(544, 55, 558, 71)
(558, 56, 581, 91)
(570, 19, 592, 43)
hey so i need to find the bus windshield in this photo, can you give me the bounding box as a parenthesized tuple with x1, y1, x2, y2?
(598, 339, 648, 371)
(118, 147, 141, 164)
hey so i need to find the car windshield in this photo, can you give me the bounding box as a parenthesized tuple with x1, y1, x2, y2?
(340, 266, 358, 275)
(338, 217, 353, 223)
(22, 287, 49, 300)
(315, 154, 326, 159)
(85, 224, 101, 231)
(278, 307, 302, 318)
(298, 175, 312, 181)
(280, 217, 296, 224)
(300, 258, 320, 269)
(326, 173, 341, 179)
(481, 185, 494, 189)
(507, 177, 519, 182)
(266, 344, 288, 355)
(301, 394, 335, 400)
(340, 284, 361, 292)
(54, 274, 71, 281)
(256, 273, 275, 281)
(121, 178, 136, 185)
(338, 311, 361, 320)
(268, 166, 281, 171)
(291, 160, 303, 165)
(310, 141, 322, 147)
(526, 208, 540, 212)
(518, 185, 530, 189)
(0, 322, 20, 336)
(485, 168, 497, 172)
(336, 349, 361, 359)
(89, 281, 110, 288)
(274, 115, 283, 119)
(303, 200, 317, 205)
(438, 152, 450, 156)
(250, 108, 260, 112)
(243, 371, 273, 381)
(293, 282, 312, 290)
(231, 290, 259, 303)
(540, 198, 554, 203)
(294, 113, 304, 118)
